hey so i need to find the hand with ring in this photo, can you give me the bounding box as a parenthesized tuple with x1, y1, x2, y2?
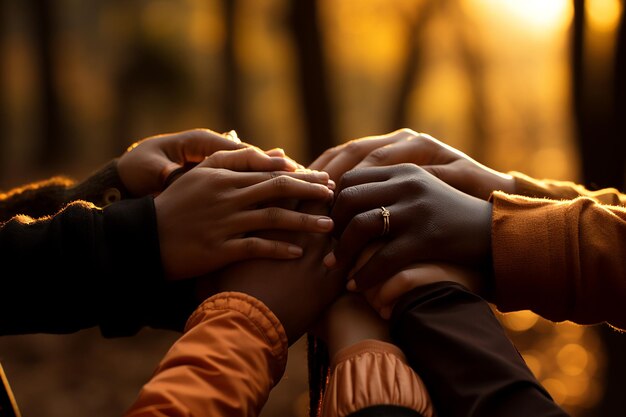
(324, 163, 493, 291)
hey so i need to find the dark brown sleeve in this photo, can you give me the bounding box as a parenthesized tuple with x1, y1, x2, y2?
(390, 282, 570, 417)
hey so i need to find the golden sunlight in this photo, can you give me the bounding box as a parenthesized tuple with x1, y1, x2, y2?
(586, 0, 623, 32)
(465, 0, 572, 33)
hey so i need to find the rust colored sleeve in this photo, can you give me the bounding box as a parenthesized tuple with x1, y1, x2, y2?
(490, 191, 626, 330)
(320, 339, 434, 417)
(510, 171, 626, 206)
(123, 292, 288, 417)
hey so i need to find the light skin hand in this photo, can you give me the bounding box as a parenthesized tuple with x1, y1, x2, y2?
(310, 128, 515, 201)
(117, 128, 305, 197)
(363, 262, 483, 320)
(324, 163, 493, 291)
(308, 128, 414, 183)
(155, 148, 335, 280)
(196, 199, 348, 345)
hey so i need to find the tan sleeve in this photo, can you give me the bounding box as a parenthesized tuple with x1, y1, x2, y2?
(321, 339, 434, 417)
(123, 292, 288, 417)
(510, 171, 626, 205)
(490, 191, 626, 330)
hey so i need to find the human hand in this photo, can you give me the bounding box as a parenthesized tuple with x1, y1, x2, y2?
(196, 199, 348, 345)
(363, 262, 483, 320)
(310, 128, 515, 200)
(325, 163, 493, 291)
(155, 147, 335, 280)
(117, 128, 304, 197)
(308, 128, 413, 182)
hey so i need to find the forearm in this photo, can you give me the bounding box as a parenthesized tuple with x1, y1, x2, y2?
(391, 282, 570, 417)
(0, 197, 172, 336)
(123, 292, 288, 417)
(0, 159, 131, 222)
(490, 191, 626, 330)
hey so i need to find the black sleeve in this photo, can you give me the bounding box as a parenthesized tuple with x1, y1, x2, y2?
(0, 159, 131, 222)
(390, 282, 570, 417)
(0, 196, 195, 337)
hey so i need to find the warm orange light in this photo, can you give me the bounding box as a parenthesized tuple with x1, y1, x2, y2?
(557, 343, 589, 376)
(464, 0, 572, 32)
(586, 0, 623, 32)
(500, 310, 539, 331)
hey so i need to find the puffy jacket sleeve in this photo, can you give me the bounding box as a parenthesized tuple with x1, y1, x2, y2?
(123, 291, 288, 417)
(489, 190, 626, 330)
(321, 339, 434, 417)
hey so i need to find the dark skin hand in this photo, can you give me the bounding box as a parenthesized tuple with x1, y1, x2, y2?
(196, 198, 349, 345)
(325, 163, 493, 292)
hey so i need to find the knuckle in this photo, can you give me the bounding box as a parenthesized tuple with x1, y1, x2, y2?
(335, 185, 360, 207)
(352, 211, 375, 230)
(365, 147, 389, 165)
(244, 238, 259, 255)
(266, 207, 281, 225)
(399, 127, 419, 138)
(344, 140, 363, 155)
(272, 175, 290, 190)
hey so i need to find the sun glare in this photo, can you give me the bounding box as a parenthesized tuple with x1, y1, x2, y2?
(586, 0, 623, 32)
(466, 0, 572, 33)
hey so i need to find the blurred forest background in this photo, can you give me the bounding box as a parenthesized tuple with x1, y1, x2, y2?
(0, 0, 625, 416)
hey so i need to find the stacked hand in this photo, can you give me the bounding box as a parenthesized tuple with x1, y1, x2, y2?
(310, 127, 515, 200)
(323, 163, 491, 291)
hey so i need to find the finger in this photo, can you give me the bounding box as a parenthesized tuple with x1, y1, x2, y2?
(331, 181, 393, 235)
(221, 237, 305, 262)
(321, 129, 417, 181)
(203, 147, 299, 172)
(265, 148, 306, 170)
(374, 267, 428, 309)
(325, 208, 387, 270)
(308, 143, 344, 171)
(335, 165, 397, 192)
(239, 175, 334, 206)
(221, 169, 331, 189)
(231, 207, 334, 234)
(349, 237, 417, 291)
(175, 128, 247, 162)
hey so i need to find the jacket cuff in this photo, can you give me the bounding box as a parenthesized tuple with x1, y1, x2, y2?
(186, 292, 289, 379)
(69, 159, 133, 207)
(321, 339, 434, 417)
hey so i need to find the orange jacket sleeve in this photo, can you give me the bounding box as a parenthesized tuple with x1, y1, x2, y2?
(123, 291, 288, 417)
(510, 171, 626, 205)
(321, 339, 434, 417)
(490, 190, 626, 330)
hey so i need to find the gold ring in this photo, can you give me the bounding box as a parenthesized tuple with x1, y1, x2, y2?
(381, 206, 390, 236)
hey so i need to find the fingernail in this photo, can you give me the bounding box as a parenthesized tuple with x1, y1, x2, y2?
(327, 189, 334, 199)
(316, 217, 333, 230)
(323, 252, 336, 267)
(346, 279, 357, 291)
(327, 179, 336, 190)
(288, 245, 303, 257)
